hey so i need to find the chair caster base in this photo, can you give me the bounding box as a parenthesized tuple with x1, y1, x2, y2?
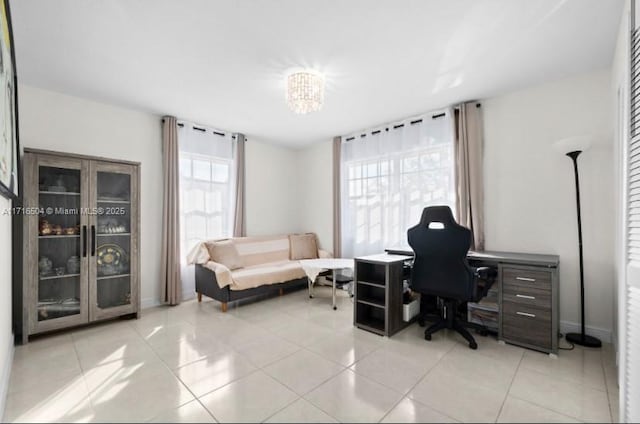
(476, 329, 488, 337)
(333, 306, 337, 310)
(418, 318, 426, 327)
(424, 333, 432, 341)
(309, 295, 313, 298)
(469, 341, 478, 350)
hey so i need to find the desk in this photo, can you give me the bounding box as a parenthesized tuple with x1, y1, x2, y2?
(354, 249, 560, 354)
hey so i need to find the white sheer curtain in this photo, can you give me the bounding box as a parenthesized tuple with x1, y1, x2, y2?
(178, 123, 237, 299)
(340, 109, 455, 258)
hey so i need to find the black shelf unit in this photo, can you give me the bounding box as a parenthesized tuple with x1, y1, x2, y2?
(353, 254, 412, 337)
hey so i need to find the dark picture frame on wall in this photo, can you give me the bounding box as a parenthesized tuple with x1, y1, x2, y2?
(0, 0, 18, 199)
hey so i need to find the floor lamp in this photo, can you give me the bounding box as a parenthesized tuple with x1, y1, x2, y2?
(554, 136, 601, 348)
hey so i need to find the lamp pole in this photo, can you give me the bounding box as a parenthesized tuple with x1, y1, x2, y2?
(564, 150, 601, 348)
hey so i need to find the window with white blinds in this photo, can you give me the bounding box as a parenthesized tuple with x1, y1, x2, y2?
(625, 20, 640, 423)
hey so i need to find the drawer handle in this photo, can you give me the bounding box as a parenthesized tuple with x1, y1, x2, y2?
(516, 277, 536, 282)
(516, 294, 536, 300)
(516, 311, 536, 318)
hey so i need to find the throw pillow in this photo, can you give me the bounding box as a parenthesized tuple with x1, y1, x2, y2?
(289, 233, 319, 260)
(205, 240, 243, 270)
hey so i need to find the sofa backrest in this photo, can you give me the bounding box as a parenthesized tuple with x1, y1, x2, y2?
(232, 235, 291, 267)
(187, 233, 321, 268)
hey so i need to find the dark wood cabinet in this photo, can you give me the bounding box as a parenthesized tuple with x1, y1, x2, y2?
(499, 264, 558, 354)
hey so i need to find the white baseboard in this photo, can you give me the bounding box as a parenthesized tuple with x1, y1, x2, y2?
(141, 292, 196, 309)
(0, 336, 15, 419)
(141, 297, 161, 309)
(560, 320, 612, 344)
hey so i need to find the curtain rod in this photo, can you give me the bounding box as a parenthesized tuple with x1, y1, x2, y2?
(161, 118, 228, 137)
(344, 102, 481, 142)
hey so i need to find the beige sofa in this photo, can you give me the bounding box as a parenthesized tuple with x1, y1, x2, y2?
(188, 233, 330, 311)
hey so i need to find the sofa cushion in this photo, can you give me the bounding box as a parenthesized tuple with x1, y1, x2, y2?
(289, 233, 319, 260)
(229, 260, 307, 290)
(206, 240, 243, 270)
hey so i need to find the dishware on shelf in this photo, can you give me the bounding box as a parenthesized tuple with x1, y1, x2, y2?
(55, 267, 65, 276)
(63, 226, 78, 235)
(52, 225, 63, 235)
(66, 256, 80, 274)
(39, 219, 52, 236)
(97, 244, 129, 276)
(38, 256, 53, 276)
(98, 222, 127, 234)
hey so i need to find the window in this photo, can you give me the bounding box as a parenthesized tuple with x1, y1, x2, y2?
(178, 124, 236, 262)
(341, 110, 455, 257)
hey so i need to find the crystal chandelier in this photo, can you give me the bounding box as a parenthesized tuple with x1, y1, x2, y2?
(286, 71, 325, 114)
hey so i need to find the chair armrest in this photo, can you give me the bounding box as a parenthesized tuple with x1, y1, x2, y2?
(474, 267, 497, 280)
(472, 266, 497, 301)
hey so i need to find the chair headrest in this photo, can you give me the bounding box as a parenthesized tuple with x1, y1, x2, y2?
(419, 206, 456, 228)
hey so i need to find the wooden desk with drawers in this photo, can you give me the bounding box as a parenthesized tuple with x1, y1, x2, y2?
(383, 248, 560, 354)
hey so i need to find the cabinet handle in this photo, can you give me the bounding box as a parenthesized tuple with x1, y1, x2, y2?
(516, 277, 536, 282)
(82, 225, 87, 257)
(91, 225, 96, 256)
(516, 294, 535, 300)
(516, 311, 536, 318)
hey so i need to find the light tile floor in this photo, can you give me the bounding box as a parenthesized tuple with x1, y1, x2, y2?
(4, 287, 619, 423)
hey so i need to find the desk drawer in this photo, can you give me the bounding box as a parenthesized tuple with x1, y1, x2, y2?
(502, 267, 551, 291)
(502, 303, 551, 350)
(503, 285, 551, 309)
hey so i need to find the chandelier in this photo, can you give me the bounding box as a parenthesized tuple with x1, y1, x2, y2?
(286, 70, 325, 114)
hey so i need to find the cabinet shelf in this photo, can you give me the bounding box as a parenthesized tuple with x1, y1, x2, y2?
(356, 280, 385, 288)
(357, 299, 385, 309)
(38, 235, 80, 239)
(97, 273, 130, 280)
(97, 233, 130, 236)
(39, 191, 80, 196)
(356, 319, 385, 335)
(97, 199, 130, 204)
(39, 273, 80, 281)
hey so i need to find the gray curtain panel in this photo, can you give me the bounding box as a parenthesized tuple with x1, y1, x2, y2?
(161, 116, 182, 305)
(233, 134, 246, 237)
(455, 102, 485, 251)
(332, 136, 342, 258)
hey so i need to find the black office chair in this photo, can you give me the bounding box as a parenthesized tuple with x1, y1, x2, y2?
(407, 206, 495, 349)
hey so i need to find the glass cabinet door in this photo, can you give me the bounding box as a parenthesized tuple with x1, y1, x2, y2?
(29, 157, 89, 333)
(89, 161, 138, 319)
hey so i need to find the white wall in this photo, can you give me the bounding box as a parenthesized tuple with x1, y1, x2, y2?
(296, 140, 333, 251)
(483, 69, 615, 340)
(18, 84, 163, 308)
(245, 139, 301, 236)
(0, 197, 14, 416)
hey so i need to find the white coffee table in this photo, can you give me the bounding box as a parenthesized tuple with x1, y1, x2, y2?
(299, 258, 354, 310)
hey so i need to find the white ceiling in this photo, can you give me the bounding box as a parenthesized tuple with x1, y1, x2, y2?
(11, 0, 623, 147)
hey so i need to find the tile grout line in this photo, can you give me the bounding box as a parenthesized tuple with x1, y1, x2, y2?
(506, 363, 602, 423)
(377, 335, 459, 423)
(126, 318, 220, 422)
(493, 348, 525, 423)
(601, 347, 615, 423)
